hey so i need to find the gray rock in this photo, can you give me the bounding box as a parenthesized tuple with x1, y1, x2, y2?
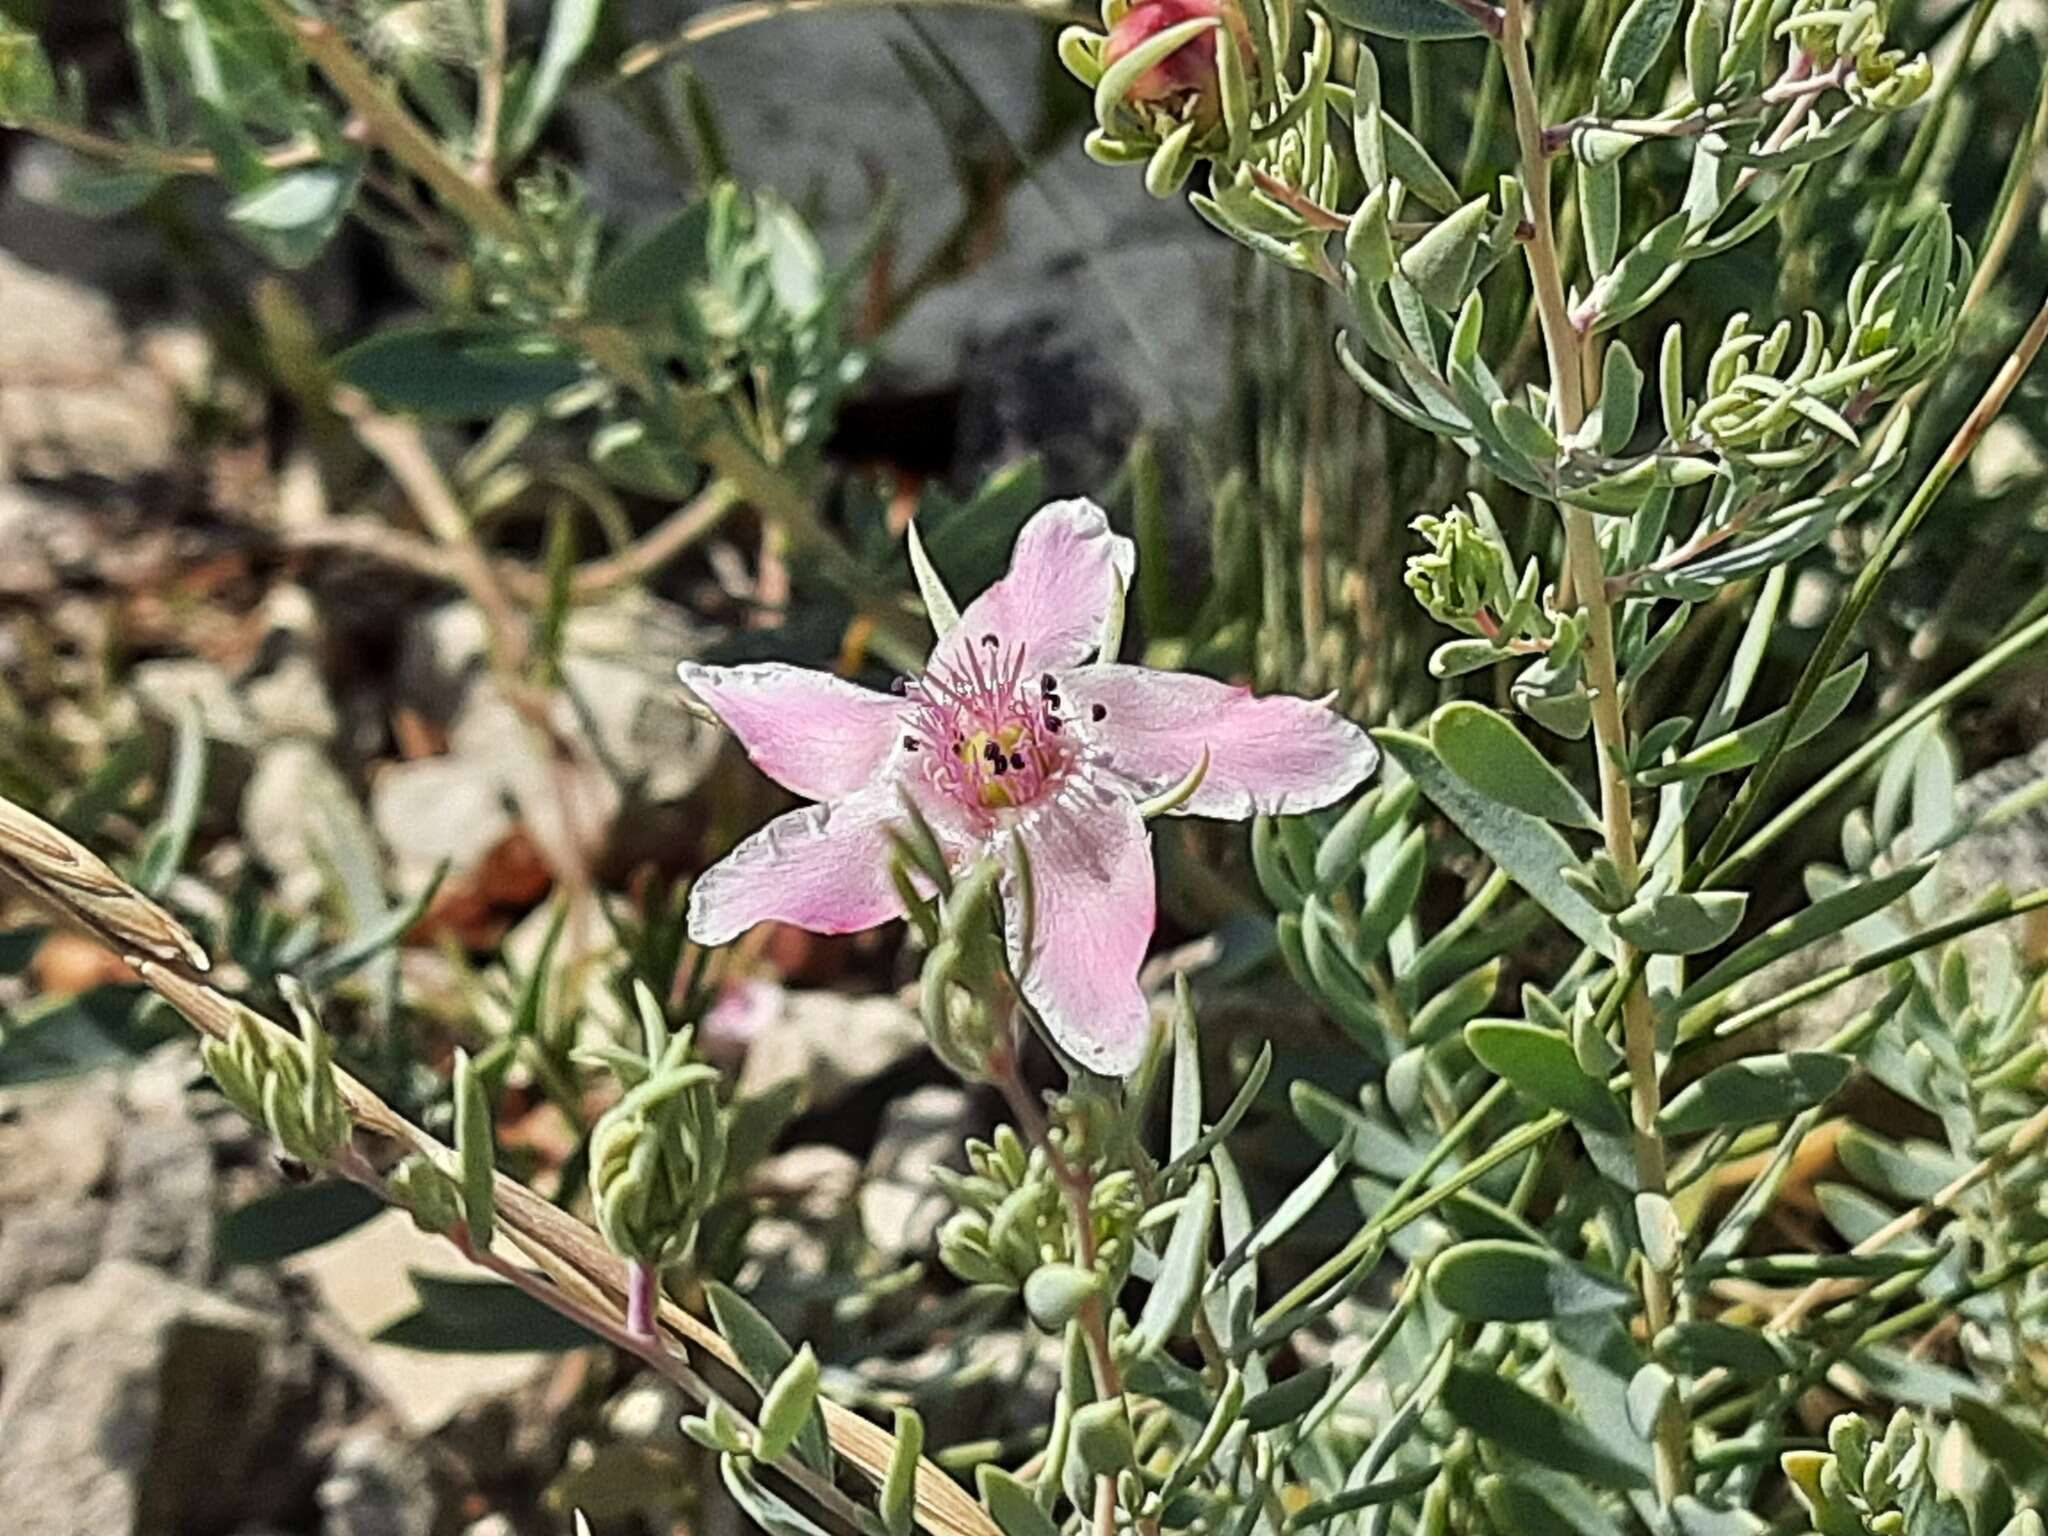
(0, 1050, 214, 1315)
(0, 1261, 308, 1536)
(318, 1433, 437, 1536)
(585, 8, 1233, 474)
(242, 739, 376, 909)
(371, 755, 516, 890)
(1765, 733, 2048, 1045)
(735, 990, 930, 1113)
(0, 484, 101, 597)
(861, 1086, 974, 1261)
(0, 246, 181, 484)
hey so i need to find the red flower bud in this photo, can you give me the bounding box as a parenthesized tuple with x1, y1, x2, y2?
(1102, 0, 1254, 131)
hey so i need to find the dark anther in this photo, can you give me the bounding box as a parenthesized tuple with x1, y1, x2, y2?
(983, 740, 1002, 762)
(991, 756, 1007, 775)
(1040, 674, 1056, 694)
(903, 735, 918, 750)
(1045, 716, 1062, 733)
(1091, 703, 1108, 721)
(889, 676, 908, 695)
(981, 634, 1000, 648)
(1009, 754, 1026, 771)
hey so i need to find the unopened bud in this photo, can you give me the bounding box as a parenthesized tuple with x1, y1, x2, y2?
(1103, 0, 1254, 134)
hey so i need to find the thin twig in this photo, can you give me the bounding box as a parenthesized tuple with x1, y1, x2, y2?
(473, 0, 510, 185)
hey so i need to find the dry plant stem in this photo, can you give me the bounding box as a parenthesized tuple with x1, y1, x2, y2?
(18, 116, 324, 177)
(335, 388, 528, 675)
(473, 0, 510, 185)
(1501, 0, 1683, 1501)
(0, 792, 1001, 1536)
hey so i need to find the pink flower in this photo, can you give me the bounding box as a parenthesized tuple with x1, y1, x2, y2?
(679, 500, 1378, 1077)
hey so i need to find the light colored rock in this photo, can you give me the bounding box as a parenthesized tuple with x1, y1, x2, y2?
(243, 739, 372, 908)
(861, 1086, 973, 1261)
(0, 484, 99, 596)
(0, 1051, 214, 1314)
(735, 990, 930, 1113)
(317, 1433, 436, 1536)
(0, 247, 180, 483)
(371, 755, 515, 888)
(128, 655, 259, 750)
(0, 1261, 297, 1536)
(283, 1208, 550, 1437)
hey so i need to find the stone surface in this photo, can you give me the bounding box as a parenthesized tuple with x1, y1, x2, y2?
(1767, 733, 2048, 1045)
(371, 755, 517, 890)
(242, 738, 377, 909)
(0, 1260, 308, 1536)
(735, 989, 930, 1113)
(317, 1433, 437, 1536)
(861, 1085, 974, 1261)
(588, 7, 1234, 487)
(283, 1208, 551, 1437)
(0, 247, 181, 484)
(0, 1049, 214, 1315)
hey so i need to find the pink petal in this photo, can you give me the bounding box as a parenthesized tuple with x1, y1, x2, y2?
(688, 782, 913, 946)
(1054, 664, 1379, 818)
(679, 661, 905, 802)
(936, 500, 1136, 673)
(1002, 778, 1157, 1076)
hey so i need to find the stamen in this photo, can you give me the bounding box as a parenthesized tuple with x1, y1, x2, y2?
(1092, 703, 1108, 721)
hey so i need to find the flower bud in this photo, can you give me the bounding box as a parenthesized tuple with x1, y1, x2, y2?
(590, 1050, 725, 1269)
(1103, 0, 1254, 134)
(1404, 503, 1513, 633)
(389, 1155, 466, 1236)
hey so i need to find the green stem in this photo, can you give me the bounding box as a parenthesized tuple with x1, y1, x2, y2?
(1499, 0, 1684, 1499)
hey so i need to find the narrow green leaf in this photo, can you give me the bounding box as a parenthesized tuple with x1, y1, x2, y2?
(1433, 702, 1600, 830)
(1131, 1168, 1215, 1356)
(754, 1345, 822, 1462)
(1322, 0, 1487, 39)
(1441, 1366, 1653, 1489)
(704, 1282, 833, 1473)
(1612, 890, 1747, 954)
(1658, 1051, 1852, 1136)
(336, 325, 582, 420)
(905, 520, 961, 637)
(453, 1049, 495, 1249)
(1400, 197, 1490, 311)
(1432, 1239, 1633, 1322)
(1466, 1020, 1625, 1130)
(1598, 338, 1643, 455)
(1377, 729, 1617, 958)
(1601, 0, 1683, 104)
(503, 0, 604, 159)
(1638, 656, 1867, 785)
(1675, 859, 1933, 1012)
(978, 1465, 1061, 1536)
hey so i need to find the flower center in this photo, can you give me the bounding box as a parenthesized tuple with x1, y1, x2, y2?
(901, 636, 1076, 815)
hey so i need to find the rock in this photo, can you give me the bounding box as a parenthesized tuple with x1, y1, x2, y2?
(128, 655, 259, 750)
(861, 1086, 974, 1261)
(283, 1208, 550, 1437)
(371, 755, 516, 891)
(318, 1433, 437, 1536)
(0, 484, 101, 597)
(242, 738, 376, 909)
(1767, 733, 2048, 1045)
(586, 9, 1233, 481)
(0, 1049, 214, 1315)
(735, 990, 930, 1113)
(0, 247, 182, 484)
(0, 1260, 311, 1536)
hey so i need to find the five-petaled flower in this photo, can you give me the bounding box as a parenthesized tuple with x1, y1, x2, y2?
(679, 500, 1378, 1077)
